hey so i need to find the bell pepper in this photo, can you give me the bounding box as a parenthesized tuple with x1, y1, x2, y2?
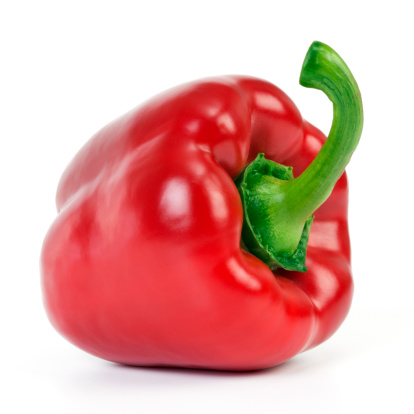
(41, 41, 363, 370)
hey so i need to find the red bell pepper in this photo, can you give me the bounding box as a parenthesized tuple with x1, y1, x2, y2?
(41, 41, 363, 370)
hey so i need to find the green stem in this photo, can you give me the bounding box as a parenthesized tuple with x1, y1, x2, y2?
(236, 41, 363, 272)
(288, 41, 363, 219)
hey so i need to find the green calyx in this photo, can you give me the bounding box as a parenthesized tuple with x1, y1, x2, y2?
(236, 154, 314, 272)
(236, 41, 363, 273)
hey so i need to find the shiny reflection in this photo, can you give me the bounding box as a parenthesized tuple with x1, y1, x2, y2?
(307, 257, 341, 310)
(184, 119, 200, 135)
(160, 178, 191, 229)
(204, 101, 221, 118)
(304, 132, 322, 153)
(227, 256, 262, 292)
(254, 92, 284, 113)
(308, 221, 341, 251)
(206, 183, 228, 222)
(217, 113, 236, 134)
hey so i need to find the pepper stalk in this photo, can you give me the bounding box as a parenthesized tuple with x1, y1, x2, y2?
(236, 41, 363, 272)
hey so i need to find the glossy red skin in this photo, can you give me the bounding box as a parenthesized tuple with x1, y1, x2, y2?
(41, 76, 353, 370)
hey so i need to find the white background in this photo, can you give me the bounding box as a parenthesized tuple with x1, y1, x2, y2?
(1, 1, 413, 413)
